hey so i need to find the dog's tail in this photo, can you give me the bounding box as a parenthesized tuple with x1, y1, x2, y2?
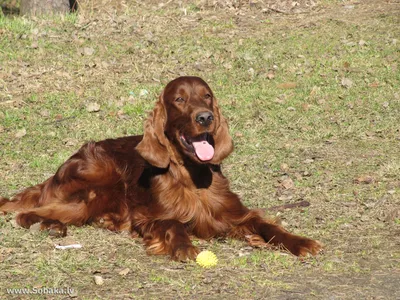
(0, 180, 48, 213)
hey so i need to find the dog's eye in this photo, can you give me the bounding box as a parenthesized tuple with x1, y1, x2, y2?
(175, 97, 185, 103)
(204, 94, 212, 99)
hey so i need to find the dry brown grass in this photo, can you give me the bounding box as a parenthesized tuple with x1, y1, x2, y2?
(1, 0, 399, 298)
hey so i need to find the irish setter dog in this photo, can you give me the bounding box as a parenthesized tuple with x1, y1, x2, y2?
(0, 76, 322, 260)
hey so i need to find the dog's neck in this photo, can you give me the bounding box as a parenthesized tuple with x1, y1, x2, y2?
(183, 159, 213, 189)
(164, 158, 215, 190)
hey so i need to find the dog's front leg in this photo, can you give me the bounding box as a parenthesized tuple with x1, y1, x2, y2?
(142, 220, 200, 261)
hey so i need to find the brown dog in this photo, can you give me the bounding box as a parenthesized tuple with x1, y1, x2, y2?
(0, 76, 322, 260)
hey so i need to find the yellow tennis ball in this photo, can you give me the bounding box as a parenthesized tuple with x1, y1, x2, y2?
(196, 250, 218, 268)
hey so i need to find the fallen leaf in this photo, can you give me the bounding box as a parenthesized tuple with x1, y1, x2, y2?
(278, 194, 293, 201)
(39, 109, 50, 117)
(267, 70, 275, 80)
(15, 128, 27, 138)
(353, 175, 375, 184)
(86, 62, 96, 68)
(194, 62, 203, 71)
(74, 38, 85, 45)
(63, 139, 78, 147)
(223, 62, 233, 69)
(341, 77, 353, 88)
(274, 97, 285, 105)
(86, 102, 100, 112)
(238, 246, 253, 257)
(344, 41, 356, 47)
(294, 172, 303, 181)
(280, 163, 289, 172)
(302, 103, 310, 111)
(278, 82, 297, 89)
(369, 82, 379, 88)
(118, 268, 130, 276)
(309, 86, 319, 96)
(280, 177, 295, 190)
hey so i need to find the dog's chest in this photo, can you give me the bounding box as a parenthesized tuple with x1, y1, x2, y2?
(153, 167, 227, 224)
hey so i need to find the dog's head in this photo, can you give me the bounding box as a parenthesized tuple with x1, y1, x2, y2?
(136, 76, 233, 168)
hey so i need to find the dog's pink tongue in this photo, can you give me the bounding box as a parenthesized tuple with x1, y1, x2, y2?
(192, 140, 214, 161)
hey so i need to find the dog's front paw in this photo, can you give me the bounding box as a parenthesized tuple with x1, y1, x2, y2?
(171, 244, 200, 261)
(289, 236, 323, 257)
(40, 220, 67, 237)
(16, 212, 41, 229)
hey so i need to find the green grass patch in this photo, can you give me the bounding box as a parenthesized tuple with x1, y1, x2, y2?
(0, 1, 399, 299)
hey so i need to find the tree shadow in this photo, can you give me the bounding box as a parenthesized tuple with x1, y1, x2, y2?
(1, 1, 20, 16)
(0, 0, 78, 16)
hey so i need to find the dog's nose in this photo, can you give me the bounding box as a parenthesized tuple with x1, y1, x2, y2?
(195, 111, 214, 127)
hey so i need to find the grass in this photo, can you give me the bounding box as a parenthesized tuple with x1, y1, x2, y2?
(1, 0, 400, 299)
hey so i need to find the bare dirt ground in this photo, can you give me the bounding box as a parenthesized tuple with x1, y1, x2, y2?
(1, 0, 399, 299)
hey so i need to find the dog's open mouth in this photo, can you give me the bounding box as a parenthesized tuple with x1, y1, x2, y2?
(180, 133, 214, 161)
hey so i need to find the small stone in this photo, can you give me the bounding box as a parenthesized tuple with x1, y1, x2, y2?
(86, 102, 100, 112)
(15, 128, 27, 138)
(139, 89, 149, 97)
(83, 47, 95, 56)
(94, 275, 104, 285)
(248, 68, 255, 77)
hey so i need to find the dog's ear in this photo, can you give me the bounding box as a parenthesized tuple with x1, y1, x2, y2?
(210, 99, 233, 164)
(136, 96, 170, 168)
